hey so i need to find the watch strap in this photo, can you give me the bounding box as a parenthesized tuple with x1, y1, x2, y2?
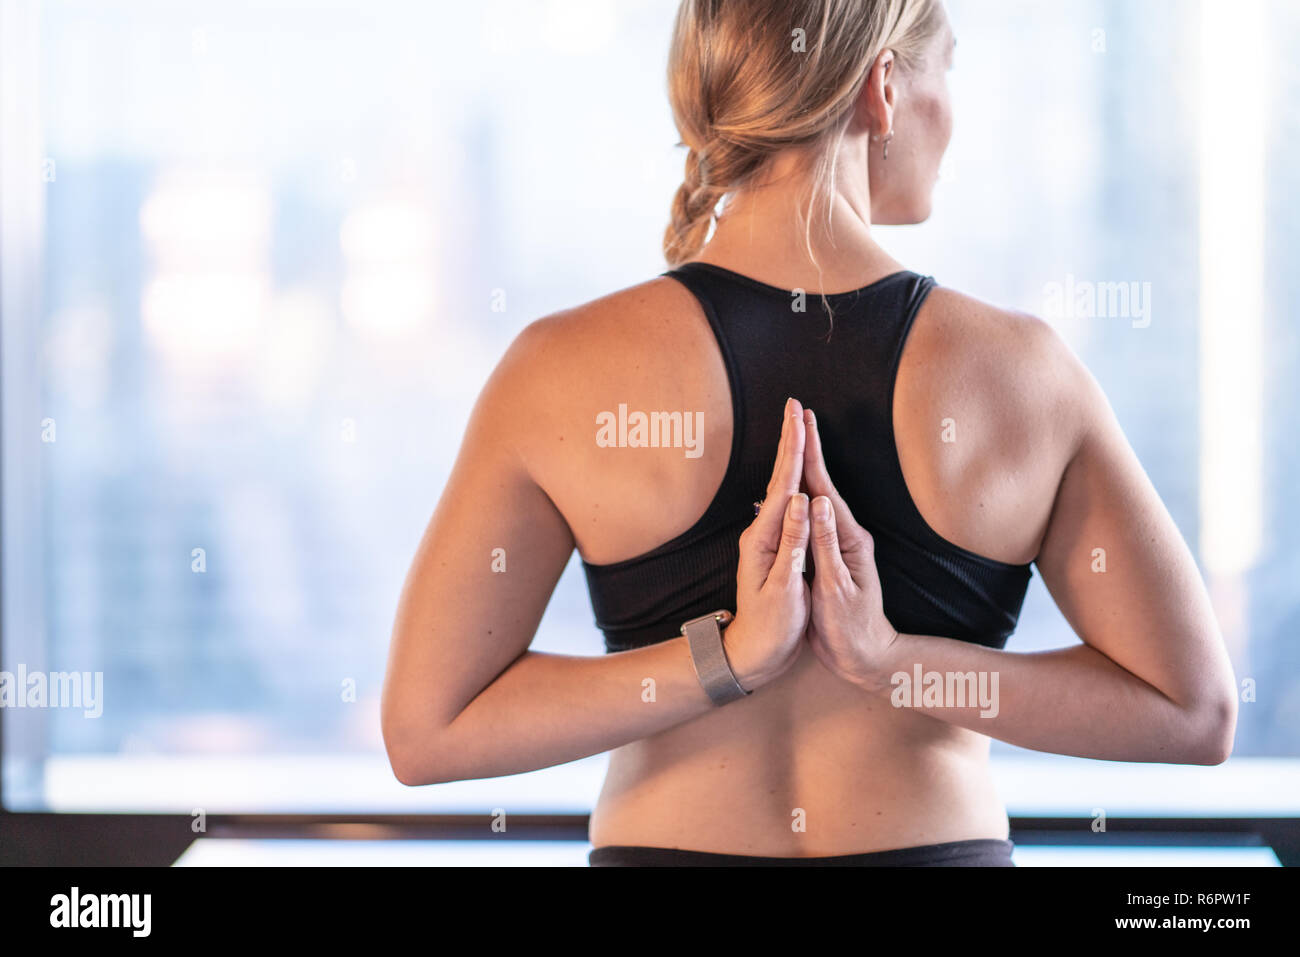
(682, 611, 750, 706)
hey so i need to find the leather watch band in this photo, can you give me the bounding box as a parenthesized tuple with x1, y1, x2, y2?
(682, 610, 750, 706)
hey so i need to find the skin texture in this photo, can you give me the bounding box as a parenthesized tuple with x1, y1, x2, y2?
(382, 5, 1237, 856)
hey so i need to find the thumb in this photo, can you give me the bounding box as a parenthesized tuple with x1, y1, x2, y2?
(809, 496, 850, 584)
(769, 492, 810, 587)
(838, 520, 878, 582)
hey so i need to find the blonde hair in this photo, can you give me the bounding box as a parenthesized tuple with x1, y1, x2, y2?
(663, 0, 944, 284)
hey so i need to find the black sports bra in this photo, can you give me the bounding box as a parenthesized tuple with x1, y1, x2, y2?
(581, 261, 1033, 654)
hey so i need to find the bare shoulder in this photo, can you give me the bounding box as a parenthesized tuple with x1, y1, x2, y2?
(894, 283, 1103, 563)
(472, 273, 724, 487)
(913, 284, 1098, 453)
(498, 275, 700, 380)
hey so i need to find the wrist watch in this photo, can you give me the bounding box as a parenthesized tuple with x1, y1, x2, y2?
(681, 609, 751, 706)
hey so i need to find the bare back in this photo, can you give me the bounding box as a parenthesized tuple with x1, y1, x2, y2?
(513, 268, 1076, 854)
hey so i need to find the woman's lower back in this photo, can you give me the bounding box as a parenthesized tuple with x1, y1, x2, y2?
(588, 645, 1008, 856)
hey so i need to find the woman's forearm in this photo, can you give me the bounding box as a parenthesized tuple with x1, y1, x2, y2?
(861, 633, 1233, 765)
(389, 634, 726, 785)
(385, 398, 815, 788)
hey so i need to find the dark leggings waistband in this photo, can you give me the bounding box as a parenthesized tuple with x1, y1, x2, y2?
(589, 837, 1015, 867)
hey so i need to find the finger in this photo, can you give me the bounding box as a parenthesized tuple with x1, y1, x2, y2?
(738, 400, 797, 593)
(802, 408, 868, 556)
(801, 408, 850, 520)
(768, 492, 810, 588)
(808, 495, 852, 588)
(753, 398, 806, 550)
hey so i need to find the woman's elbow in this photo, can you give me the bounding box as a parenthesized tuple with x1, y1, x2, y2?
(1183, 689, 1238, 766)
(382, 726, 432, 786)
(381, 706, 449, 786)
(388, 749, 437, 787)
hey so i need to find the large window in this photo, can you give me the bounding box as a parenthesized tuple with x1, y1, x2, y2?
(3, 0, 1297, 815)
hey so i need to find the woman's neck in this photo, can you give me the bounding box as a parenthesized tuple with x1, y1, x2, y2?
(691, 148, 903, 292)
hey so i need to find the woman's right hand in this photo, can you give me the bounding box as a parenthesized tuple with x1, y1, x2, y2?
(723, 397, 812, 691)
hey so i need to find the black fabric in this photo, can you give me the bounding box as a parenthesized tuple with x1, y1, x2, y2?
(581, 262, 1033, 654)
(588, 837, 1016, 867)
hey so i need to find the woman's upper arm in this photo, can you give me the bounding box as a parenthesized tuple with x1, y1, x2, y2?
(1031, 335, 1237, 731)
(381, 319, 576, 746)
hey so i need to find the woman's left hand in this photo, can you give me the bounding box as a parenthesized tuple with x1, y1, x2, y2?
(800, 408, 900, 693)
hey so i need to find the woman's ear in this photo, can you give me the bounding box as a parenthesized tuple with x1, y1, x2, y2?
(855, 48, 898, 138)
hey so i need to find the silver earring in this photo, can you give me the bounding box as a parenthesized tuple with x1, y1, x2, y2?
(883, 130, 894, 160)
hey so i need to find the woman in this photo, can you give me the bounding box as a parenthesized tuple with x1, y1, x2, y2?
(381, 0, 1237, 866)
